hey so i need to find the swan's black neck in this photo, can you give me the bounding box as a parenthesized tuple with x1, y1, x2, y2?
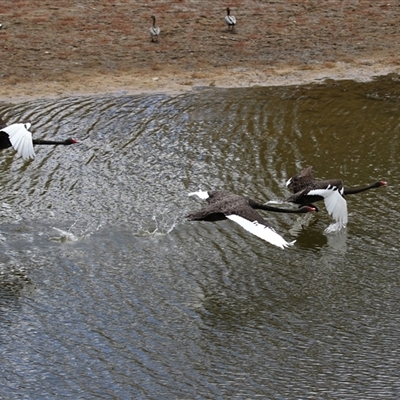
(343, 181, 386, 195)
(32, 138, 76, 146)
(249, 199, 312, 213)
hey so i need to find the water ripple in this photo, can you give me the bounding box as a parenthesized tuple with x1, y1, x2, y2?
(1, 76, 400, 398)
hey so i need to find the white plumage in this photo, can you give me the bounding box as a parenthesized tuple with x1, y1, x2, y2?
(308, 186, 348, 228)
(225, 7, 236, 30)
(150, 15, 160, 42)
(188, 191, 210, 200)
(2, 123, 35, 160)
(187, 190, 316, 248)
(285, 166, 386, 233)
(226, 214, 295, 249)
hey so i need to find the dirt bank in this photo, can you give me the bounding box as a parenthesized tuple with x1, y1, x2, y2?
(1, 1, 400, 103)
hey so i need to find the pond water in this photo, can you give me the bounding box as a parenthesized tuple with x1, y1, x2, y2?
(1, 75, 400, 399)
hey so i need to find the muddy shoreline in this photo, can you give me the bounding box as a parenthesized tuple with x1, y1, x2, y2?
(1, 1, 399, 103)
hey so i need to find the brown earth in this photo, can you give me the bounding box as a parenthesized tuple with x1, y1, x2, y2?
(1, 0, 400, 103)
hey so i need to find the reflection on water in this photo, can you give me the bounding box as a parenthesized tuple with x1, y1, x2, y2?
(0, 76, 400, 398)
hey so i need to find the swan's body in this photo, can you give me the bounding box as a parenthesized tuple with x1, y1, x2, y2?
(225, 7, 236, 30)
(285, 166, 387, 231)
(187, 190, 316, 249)
(150, 15, 160, 42)
(0, 117, 77, 160)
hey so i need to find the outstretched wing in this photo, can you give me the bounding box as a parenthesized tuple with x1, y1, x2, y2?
(308, 186, 347, 227)
(226, 207, 295, 249)
(1, 123, 35, 160)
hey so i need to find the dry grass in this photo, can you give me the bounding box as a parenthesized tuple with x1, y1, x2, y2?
(1, 0, 400, 95)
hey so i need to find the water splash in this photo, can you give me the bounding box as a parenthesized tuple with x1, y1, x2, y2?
(136, 212, 179, 237)
(49, 227, 79, 242)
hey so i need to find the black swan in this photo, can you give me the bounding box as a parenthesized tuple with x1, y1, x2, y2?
(150, 15, 160, 42)
(285, 166, 387, 231)
(187, 190, 316, 248)
(225, 7, 236, 31)
(0, 117, 77, 160)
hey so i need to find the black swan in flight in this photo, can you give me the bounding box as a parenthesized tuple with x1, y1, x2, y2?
(0, 117, 77, 160)
(187, 190, 316, 248)
(150, 15, 160, 42)
(285, 166, 387, 231)
(225, 7, 236, 31)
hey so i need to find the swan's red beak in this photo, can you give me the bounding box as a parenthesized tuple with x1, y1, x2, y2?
(380, 180, 388, 186)
(70, 138, 78, 144)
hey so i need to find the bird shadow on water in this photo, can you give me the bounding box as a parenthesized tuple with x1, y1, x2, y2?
(288, 213, 348, 252)
(289, 213, 318, 237)
(289, 215, 348, 254)
(325, 229, 348, 253)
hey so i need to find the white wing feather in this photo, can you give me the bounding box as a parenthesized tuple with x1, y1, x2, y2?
(225, 16, 236, 25)
(150, 26, 160, 36)
(226, 214, 295, 249)
(308, 187, 348, 227)
(188, 191, 209, 200)
(2, 123, 35, 160)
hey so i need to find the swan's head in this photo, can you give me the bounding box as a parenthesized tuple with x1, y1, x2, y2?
(65, 138, 78, 145)
(299, 205, 318, 213)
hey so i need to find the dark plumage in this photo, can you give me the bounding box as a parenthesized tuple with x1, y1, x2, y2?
(0, 117, 77, 160)
(187, 190, 316, 248)
(225, 7, 236, 30)
(285, 166, 387, 231)
(150, 15, 160, 42)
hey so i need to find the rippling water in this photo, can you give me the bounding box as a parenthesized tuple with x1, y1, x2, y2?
(1, 76, 400, 399)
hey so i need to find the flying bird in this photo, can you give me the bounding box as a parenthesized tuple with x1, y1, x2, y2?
(187, 190, 316, 249)
(0, 117, 77, 160)
(285, 166, 387, 231)
(150, 15, 160, 42)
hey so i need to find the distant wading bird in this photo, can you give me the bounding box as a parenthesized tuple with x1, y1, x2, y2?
(225, 7, 236, 31)
(0, 117, 77, 160)
(187, 190, 316, 249)
(150, 15, 160, 42)
(285, 166, 387, 232)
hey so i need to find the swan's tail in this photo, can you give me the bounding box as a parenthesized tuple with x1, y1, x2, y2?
(188, 191, 209, 200)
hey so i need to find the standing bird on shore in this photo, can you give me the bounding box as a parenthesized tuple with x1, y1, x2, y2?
(225, 7, 236, 31)
(284, 166, 387, 232)
(187, 190, 316, 248)
(0, 117, 77, 160)
(150, 15, 160, 42)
